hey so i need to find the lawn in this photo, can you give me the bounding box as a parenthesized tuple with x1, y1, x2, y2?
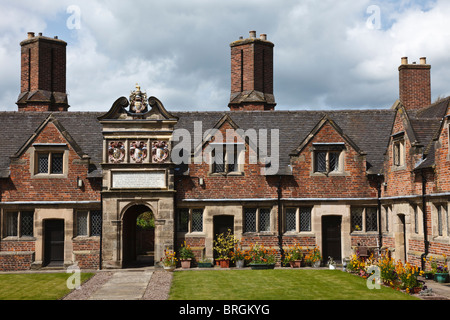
(0, 272, 94, 300)
(169, 269, 419, 300)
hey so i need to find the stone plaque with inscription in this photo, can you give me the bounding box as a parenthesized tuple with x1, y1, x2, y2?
(111, 171, 166, 189)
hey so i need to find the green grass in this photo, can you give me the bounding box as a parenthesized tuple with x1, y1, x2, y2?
(0, 273, 94, 300)
(169, 269, 419, 300)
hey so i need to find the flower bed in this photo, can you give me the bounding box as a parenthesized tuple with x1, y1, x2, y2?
(346, 250, 424, 294)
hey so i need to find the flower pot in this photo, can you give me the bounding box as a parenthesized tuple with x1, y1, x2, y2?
(181, 259, 191, 269)
(434, 273, 449, 283)
(312, 260, 321, 268)
(218, 259, 230, 268)
(163, 265, 176, 272)
(198, 262, 212, 268)
(235, 260, 245, 268)
(249, 263, 275, 270)
(289, 260, 301, 268)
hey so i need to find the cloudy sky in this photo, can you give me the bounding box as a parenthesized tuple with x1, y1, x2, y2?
(1, 0, 449, 112)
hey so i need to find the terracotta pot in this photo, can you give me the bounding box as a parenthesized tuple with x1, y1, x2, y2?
(218, 259, 230, 268)
(181, 259, 191, 269)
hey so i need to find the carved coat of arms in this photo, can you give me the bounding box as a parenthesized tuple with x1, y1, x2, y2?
(129, 84, 148, 114)
(130, 141, 148, 163)
(108, 141, 125, 163)
(152, 141, 169, 163)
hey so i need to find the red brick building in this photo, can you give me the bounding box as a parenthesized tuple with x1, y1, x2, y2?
(0, 31, 449, 271)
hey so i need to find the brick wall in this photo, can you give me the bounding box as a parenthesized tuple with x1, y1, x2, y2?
(0, 252, 34, 271)
(1, 122, 101, 202)
(398, 59, 431, 111)
(177, 121, 378, 201)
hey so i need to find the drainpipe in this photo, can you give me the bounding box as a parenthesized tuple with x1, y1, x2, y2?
(277, 175, 285, 264)
(420, 169, 429, 271)
(99, 191, 103, 270)
(377, 174, 383, 255)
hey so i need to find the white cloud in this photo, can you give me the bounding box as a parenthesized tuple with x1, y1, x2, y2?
(1, 0, 450, 112)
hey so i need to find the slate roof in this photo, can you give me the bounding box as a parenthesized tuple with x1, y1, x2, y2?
(0, 108, 396, 178)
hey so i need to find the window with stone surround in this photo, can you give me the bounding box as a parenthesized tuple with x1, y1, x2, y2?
(351, 207, 378, 232)
(3, 211, 34, 238)
(312, 143, 345, 174)
(244, 207, 272, 233)
(76, 210, 102, 237)
(176, 208, 204, 233)
(434, 203, 448, 237)
(210, 143, 243, 175)
(284, 207, 312, 233)
(392, 133, 405, 168)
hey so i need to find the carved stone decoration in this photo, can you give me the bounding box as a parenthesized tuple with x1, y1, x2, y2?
(130, 141, 148, 163)
(129, 84, 148, 114)
(108, 141, 125, 163)
(152, 141, 170, 163)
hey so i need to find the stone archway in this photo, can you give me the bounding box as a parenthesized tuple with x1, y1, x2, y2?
(122, 204, 155, 267)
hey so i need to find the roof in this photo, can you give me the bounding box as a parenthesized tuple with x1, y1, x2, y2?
(0, 108, 396, 178)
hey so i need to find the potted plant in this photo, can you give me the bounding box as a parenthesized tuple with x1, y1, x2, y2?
(305, 247, 322, 267)
(230, 245, 247, 268)
(161, 248, 177, 272)
(214, 229, 238, 268)
(248, 244, 278, 269)
(435, 265, 449, 283)
(284, 244, 303, 268)
(179, 241, 195, 269)
(198, 258, 213, 268)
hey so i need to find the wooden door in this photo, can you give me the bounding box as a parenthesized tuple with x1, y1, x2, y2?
(322, 216, 342, 263)
(44, 219, 64, 266)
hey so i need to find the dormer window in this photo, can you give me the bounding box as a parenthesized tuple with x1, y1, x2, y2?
(392, 132, 405, 168)
(32, 143, 67, 176)
(210, 143, 243, 175)
(312, 143, 345, 174)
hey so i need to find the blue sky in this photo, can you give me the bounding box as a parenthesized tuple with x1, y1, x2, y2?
(1, 0, 449, 112)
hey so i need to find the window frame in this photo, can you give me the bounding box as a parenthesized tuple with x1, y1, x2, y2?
(3, 210, 35, 239)
(311, 143, 345, 175)
(351, 206, 378, 233)
(75, 209, 102, 237)
(283, 207, 312, 234)
(32, 144, 68, 177)
(176, 208, 204, 233)
(210, 143, 244, 175)
(243, 207, 272, 234)
(392, 133, 405, 169)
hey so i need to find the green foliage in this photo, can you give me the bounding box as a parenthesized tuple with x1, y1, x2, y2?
(136, 211, 155, 230)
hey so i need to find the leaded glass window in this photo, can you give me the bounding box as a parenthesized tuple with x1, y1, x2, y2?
(351, 207, 363, 232)
(77, 211, 88, 236)
(177, 208, 189, 232)
(90, 210, 102, 236)
(414, 205, 418, 234)
(285, 208, 296, 232)
(192, 209, 203, 232)
(437, 205, 443, 236)
(6, 212, 18, 237)
(299, 207, 312, 232)
(366, 207, 378, 232)
(20, 211, 34, 237)
(259, 208, 271, 232)
(38, 153, 49, 174)
(315, 152, 327, 173)
(51, 153, 64, 174)
(244, 208, 257, 233)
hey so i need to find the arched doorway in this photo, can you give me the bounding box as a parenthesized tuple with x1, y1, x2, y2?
(122, 204, 155, 267)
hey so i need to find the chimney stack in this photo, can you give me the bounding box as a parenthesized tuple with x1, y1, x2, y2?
(398, 56, 431, 111)
(16, 32, 69, 112)
(228, 30, 276, 111)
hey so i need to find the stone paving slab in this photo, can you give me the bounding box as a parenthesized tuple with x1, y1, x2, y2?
(88, 270, 153, 300)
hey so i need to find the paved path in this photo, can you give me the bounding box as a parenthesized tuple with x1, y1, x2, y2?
(88, 269, 153, 300)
